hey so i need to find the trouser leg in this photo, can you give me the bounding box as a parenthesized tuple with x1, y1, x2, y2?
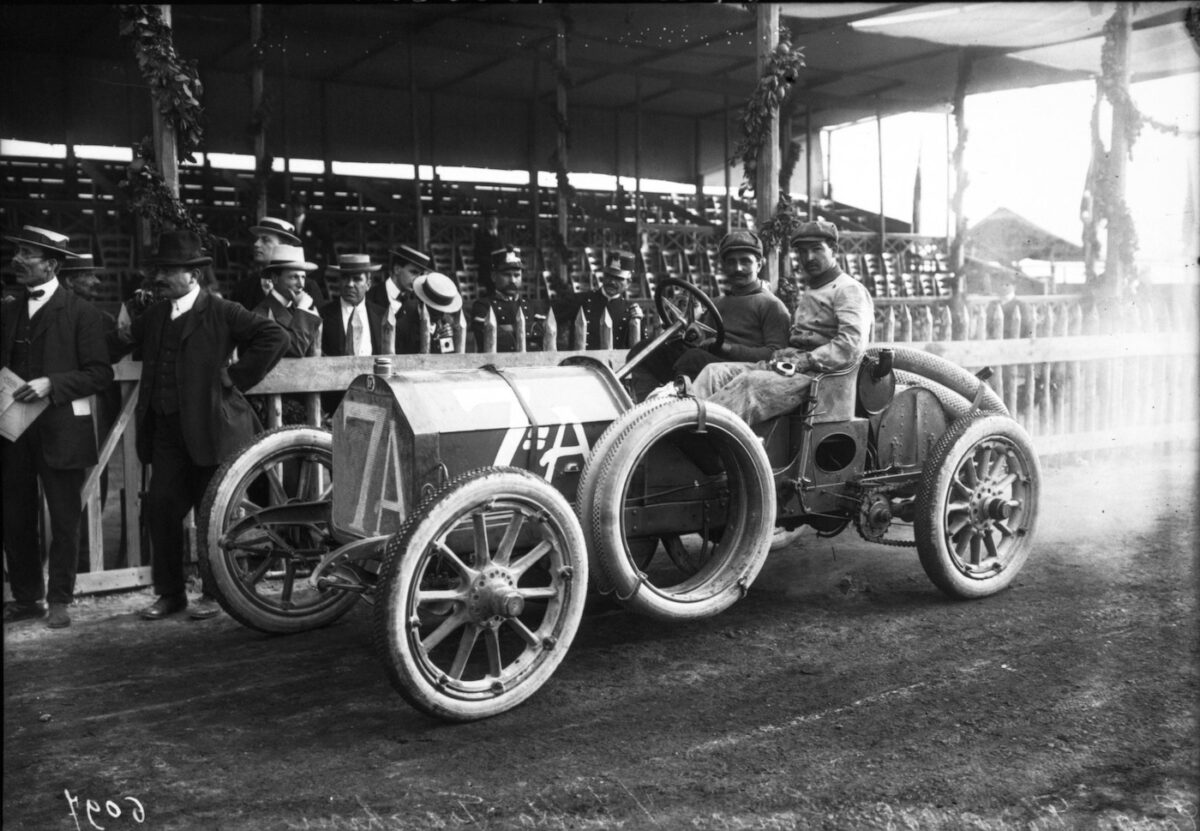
(1, 434, 45, 604)
(38, 460, 84, 606)
(145, 412, 193, 598)
(707, 370, 813, 425)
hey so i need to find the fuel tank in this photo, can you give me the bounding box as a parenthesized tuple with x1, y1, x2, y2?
(331, 360, 632, 540)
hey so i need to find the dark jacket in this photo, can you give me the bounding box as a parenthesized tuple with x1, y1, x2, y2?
(319, 298, 387, 357)
(0, 289, 114, 469)
(470, 293, 548, 352)
(232, 271, 328, 312)
(123, 290, 288, 467)
(253, 292, 323, 357)
(365, 282, 422, 354)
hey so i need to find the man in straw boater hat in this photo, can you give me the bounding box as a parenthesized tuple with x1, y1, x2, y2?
(626, 228, 790, 401)
(553, 248, 641, 351)
(690, 220, 874, 425)
(319, 253, 386, 412)
(410, 271, 463, 354)
(111, 230, 289, 621)
(469, 245, 548, 352)
(231, 216, 328, 312)
(367, 243, 433, 355)
(1, 226, 114, 628)
(253, 243, 323, 357)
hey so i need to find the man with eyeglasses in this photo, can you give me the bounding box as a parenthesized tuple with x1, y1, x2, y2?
(1, 226, 114, 628)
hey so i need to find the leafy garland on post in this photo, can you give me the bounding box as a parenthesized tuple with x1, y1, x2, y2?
(116, 4, 212, 245)
(729, 28, 805, 206)
(727, 29, 805, 310)
(1085, 4, 1190, 295)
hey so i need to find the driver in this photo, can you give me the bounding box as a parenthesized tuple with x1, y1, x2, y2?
(691, 220, 874, 425)
(627, 229, 789, 399)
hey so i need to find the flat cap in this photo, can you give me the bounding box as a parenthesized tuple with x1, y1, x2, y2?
(790, 220, 839, 245)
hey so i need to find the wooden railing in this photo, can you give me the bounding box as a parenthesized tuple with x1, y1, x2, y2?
(61, 289, 1199, 595)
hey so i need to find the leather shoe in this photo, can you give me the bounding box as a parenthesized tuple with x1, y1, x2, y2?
(139, 594, 187, 620)
(46, 603, 71, 628)
(3, 601, 45, 624)
(189, 595, 221, 620)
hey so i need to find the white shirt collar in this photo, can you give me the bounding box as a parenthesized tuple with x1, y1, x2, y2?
(171, 284, 202, 319)
(26, 277, 60, 314)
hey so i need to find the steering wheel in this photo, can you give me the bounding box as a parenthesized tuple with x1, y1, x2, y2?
(653, 277, 725, 352)
(615, 277, 725, 382)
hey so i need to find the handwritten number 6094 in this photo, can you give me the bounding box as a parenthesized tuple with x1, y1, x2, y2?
(64, 789, 145, 831)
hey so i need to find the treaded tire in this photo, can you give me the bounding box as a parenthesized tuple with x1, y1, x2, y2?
(576, 397, 776, 621)
(371, 466, 588, 722)
(914, 412, 1040, 599)
(198, 426, 358, 634)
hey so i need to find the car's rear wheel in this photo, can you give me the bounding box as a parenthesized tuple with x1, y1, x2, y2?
(915, 413, 1040, 598)
(372, 467, 588, 722)
(577, 397, 776, 621)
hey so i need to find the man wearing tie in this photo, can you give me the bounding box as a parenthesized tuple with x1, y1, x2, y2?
(366, 244, 431, 355)
(2, 226, 114, 628)
(115, 230, 288, 621)
(252, 244, 322, 358)
(319, 254, 385, 412)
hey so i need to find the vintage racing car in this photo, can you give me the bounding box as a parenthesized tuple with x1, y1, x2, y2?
(197, 278, 1041, 721)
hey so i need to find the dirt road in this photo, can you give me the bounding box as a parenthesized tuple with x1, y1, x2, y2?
(4, 453, 1197, 831)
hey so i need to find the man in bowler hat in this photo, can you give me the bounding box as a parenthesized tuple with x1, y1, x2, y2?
(114, 230, 288, 620)
(367, 244, 432, 355)
(2, 226, 114, 628)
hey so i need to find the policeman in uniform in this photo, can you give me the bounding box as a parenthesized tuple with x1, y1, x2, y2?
(556, 249, 639, 350)
(469, 246, 546, 352)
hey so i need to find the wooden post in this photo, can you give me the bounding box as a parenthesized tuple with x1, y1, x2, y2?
(694, 119, 704, 222)
(805, 106, 814, 220)
(723, 93, 732, 233)
(755, 3, 780, 290)
(152, 5, 180, 200)
(634, 73, 643, 241)
(529, 52, 544, 284)
(250, 4, 267, 220)
(409, 33, 425, 250)
(555, 12, 570, 261)
(876, 108, 886, 255)
(949, 49, 975, 296)
(1102, 1, 1133, 301)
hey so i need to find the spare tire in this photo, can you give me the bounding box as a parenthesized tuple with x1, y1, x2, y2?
(576, 397, 776, 621)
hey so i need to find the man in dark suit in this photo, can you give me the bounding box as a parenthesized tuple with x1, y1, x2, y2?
(115, 230, 288, 621)
(319, 253, 386, 413)
(2, 226, 114, 628)
(367, 244, 430, 355)
(469, 246, 548, 352)
(554, 249, 641, 350)
(230, 216, 327, 312)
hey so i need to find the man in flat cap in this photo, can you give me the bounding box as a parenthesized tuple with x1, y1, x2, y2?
(629, 229, 790, 399)
(113, 230, 289, 621)
(555, 249, 641, 350)
(231, 216, 327, 312)
(470, 246, 547, 352)
(692, 220, 874, 425)
(2, 226, 114, 627)
(367, 244, 432, 355)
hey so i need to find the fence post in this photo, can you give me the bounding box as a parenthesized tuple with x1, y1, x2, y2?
(514, 305, 527, 353)
(542, 309, 558, 353)
(573, 306, 588, 351)
(417, 303, 432, 354)
(452, 309, 468, 354)
(481, 306, 498, 353)
(598, 308, 614, 350)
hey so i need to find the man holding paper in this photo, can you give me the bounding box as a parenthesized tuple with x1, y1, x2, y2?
(1, 226, 114, 628)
